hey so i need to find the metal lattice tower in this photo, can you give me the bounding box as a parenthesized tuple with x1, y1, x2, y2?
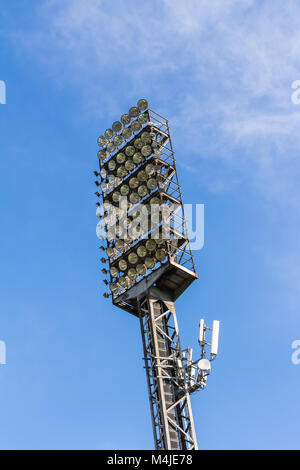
(95, 101, 218, 450)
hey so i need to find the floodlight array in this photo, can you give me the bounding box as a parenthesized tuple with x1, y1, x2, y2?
(95, 100, 194, 299)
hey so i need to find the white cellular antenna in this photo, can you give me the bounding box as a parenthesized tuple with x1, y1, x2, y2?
(199, 319, 205, 344)
(211, 320, 220, 359)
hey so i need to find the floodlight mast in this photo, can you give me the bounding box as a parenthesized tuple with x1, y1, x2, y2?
(95, 102, 219, 450)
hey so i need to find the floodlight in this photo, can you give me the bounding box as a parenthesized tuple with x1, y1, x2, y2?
(137, 98, 148, 111)
(95, 191, 100, 197)
(107, 247, 114, 257)
(114, 135, 123, 146)
(146, 239, 156, 252)
(116, 152, 126, 164)
(211, 320, 220, 357)
(137, 170, 147, 182)
(121, 113, 131, 125)
(125, 145, 135, 157)
(136, 264, 147, 275)
(137, 245, 147, 258)
(145, 257, 155, 269)
(137, 185, 148, 197)
(119, 259, 127, 271)
(129, 106, 140, 118)
(125, 160, 135, 172)
(110, 283, 118, 292)
(145, 164, 155, 175)
(138, 113, 148, 124)
(112, 191, 121, 203)
(115, 240, 124, 251)
(129, 193, 140, 204)
(147, 178, 157, 190)
(103, 293, 110, 298)
(97, 136, 107, 147)
(134, 138, 143, 149)
(128, 177, 138, 189)
(122, 128, 132, 139)
(101, 268, 108, 275)
(117, 166, 127, 178)
(105, 128, 114, 139)
(95, 180, 100, 187)
(119, 276, 128, 287)
(141, 145, 152, 157)
(120, 184, 129, 196)
(150, 196, 161, 205)
(133, 152, 142, 164)
(98, 149, 106, 160)
(108, 160, 116, 171)
(155, 249, 167, 261)
(110, 266, 119, 278)
(128, 252, 138, 264)
(112, 121, 122, 133)
(107, 142, 115, 153)
(131, 120, 142, 132)
(128, 268, 137, 280)
(141, 131, 151, 143)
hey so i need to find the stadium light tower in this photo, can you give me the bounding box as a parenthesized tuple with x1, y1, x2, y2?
(94, 100, 219, 450)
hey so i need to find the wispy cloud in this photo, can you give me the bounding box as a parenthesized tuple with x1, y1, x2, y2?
(11, 0, 300, 206)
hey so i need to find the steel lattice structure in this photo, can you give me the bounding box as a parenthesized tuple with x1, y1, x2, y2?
(95, 101, 218, 450)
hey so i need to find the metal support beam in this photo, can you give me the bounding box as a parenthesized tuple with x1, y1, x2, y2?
(138, 288, 198, 450)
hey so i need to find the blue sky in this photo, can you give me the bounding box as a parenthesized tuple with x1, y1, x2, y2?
(0, 0, 300, 449)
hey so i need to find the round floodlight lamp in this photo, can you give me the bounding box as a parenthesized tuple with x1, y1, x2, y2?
(122, 127, 132, 139)
(125, 145, 135, 157)
(137, 99, 148, 111)
(98, 136, 107, 147)
(138, 185, 148, 197)
(108, 160, 116, 171)
(137, 245, 147, 258)
(141, 145, 152, 157)
(155, 248, 167, 261)
(129, 106, 140, 118)
(116, 152, 126, 164)
(136, 264, 147, 276)
(118, 259, 127, 271)
(133, 152, 142, 164)
(138, 113, 148, 124)
(98, 149, 106, 161)
(141, 131, 151, 143)
(105, 128, 114, 139)
(128, 268, 137, 280)
(110, 266, 119, 278)
(147, 178, 158, 191)
(145, 257, 156, 269)
(119, 276, 128, 288)
(112, 121, 122, 133)
(114, 135, 123, 146)
(131, 120, 142, 132)
(146, 239, 156, 252)
(121, 113, 131, 125)
(120, 184, 129, 196)
(128, 252, 138, 265)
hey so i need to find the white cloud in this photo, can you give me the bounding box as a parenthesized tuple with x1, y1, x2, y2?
(11, 0, 300, 205)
